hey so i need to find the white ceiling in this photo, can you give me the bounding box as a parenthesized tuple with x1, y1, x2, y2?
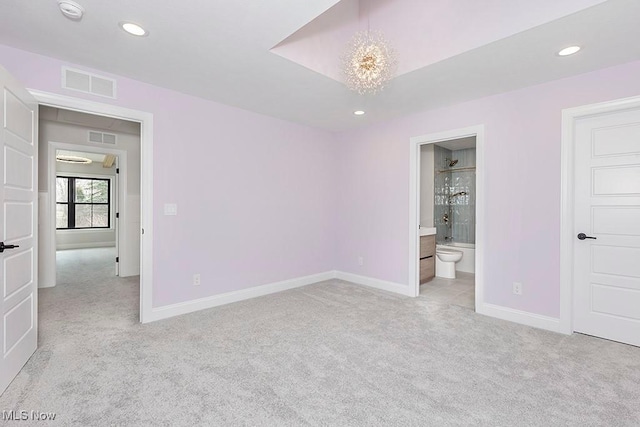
(41, 105, 140, 134)
(1, 0, 639, 131)
(272, 0, 606, 81)
(436, 137, 476, 152)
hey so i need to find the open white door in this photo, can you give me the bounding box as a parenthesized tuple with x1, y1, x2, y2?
(0, 66, 38, 394)
(573, 106, 640, 347)
(114, 155, 120, 276)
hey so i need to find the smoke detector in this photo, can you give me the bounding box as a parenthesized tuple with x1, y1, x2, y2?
(58, 0, 84, 20)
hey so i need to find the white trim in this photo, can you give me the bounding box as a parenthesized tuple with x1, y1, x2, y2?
(559, 95, 640, 335)
(335, 271, 413, 296)
(146, 270, 414, 323)
(477, 303, 563, 333)
(146, 271, 336, 323)
(57, 242, 116, 250)
(54, 171, 115, 179)
(29, 89, 153, 324)
(408, 125, 485, 306)
(56, 228, 115, 234)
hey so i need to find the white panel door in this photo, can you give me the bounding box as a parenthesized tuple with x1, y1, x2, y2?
(114, 156, 119, 276)
(0, 66, 38, 394)
(574, 108, 640, 347)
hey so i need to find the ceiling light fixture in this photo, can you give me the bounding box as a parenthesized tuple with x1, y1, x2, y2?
(342, 1, 396, 95)
(119, 22, 148, 37)
(56, 155, 92, 164)
(342, 30, 396, 95)
(558, 46, 581, 56)
(58, 0, 84, 20)
(354, 110, 366, 116)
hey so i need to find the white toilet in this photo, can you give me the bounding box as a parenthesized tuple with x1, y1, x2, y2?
(435, 247, 463, 279)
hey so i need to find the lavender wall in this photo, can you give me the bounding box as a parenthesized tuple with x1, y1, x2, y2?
(336, 60, 640, 318)
(0, 45, 338, 307)
(3, 43, 640, 319)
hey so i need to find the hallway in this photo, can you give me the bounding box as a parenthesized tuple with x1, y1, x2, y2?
(48, 247, 140, 336)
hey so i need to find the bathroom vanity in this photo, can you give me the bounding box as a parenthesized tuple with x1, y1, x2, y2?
(419, 230, 436, 283)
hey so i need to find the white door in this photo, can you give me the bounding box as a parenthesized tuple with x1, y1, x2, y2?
(114, 156, 119, 276)
(573, 106, 640, 347)
(0, 66, 38, 393)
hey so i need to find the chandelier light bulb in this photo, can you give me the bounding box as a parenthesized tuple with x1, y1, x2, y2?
(342, 30, 396, 95)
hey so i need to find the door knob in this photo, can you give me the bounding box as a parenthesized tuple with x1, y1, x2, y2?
(0, 242, 20, 253)
(577, 233, 596, 240)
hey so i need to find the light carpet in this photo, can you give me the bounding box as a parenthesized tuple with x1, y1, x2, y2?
(1, 248, 639, 425)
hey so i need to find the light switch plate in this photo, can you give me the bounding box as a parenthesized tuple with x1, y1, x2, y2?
(164, 203, 177, 216)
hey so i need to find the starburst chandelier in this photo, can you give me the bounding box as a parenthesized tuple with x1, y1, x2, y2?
(342, 29, 396, 95)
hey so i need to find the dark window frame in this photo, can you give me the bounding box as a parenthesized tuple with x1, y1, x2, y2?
(56, 176, 111, 230)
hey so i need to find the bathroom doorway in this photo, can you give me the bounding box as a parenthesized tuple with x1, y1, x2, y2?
(408, 125, 485, 308)
(422, 137, 476, 306)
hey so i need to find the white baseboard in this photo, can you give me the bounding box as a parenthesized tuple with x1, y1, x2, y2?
(477, 302, 565, 334)
(118, 267, 140, 278)
(37, 279, 56, 289)
(334, 271, 413, 297)
(57, 242, 116, 250)
(144, 269, 563, 336)
(145, 271, 336, 323)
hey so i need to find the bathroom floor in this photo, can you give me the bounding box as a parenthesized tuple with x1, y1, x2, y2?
(420, 272, 475, 309)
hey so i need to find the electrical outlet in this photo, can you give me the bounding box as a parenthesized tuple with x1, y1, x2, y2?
(513, 282, 523, 295)
(193, 274, 201, 286)
(358, 256, 364, 266)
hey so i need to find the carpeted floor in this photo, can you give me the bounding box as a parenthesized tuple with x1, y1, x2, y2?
(1, 248, 639, 426)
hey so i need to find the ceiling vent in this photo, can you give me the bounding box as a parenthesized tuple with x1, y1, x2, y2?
(88, 131, 117, 145)
(62, 67, 117, 99)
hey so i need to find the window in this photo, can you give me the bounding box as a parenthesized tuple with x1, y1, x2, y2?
(56, 176, 111, 229)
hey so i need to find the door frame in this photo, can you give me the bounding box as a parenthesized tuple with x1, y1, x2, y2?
(559, 95, 640, 334)
(408, 125, 485, 304)
(29, 89, 154, 323)
(47, 142, 126, 277)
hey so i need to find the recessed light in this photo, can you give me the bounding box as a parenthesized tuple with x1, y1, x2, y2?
(120, 22, 148, 37)
(354, 110, 365, 116)
(558, 46, 581, 56)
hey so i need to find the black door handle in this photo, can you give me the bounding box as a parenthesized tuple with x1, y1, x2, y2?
(577, 233, 596, 240)
(0, 242, 19, 253)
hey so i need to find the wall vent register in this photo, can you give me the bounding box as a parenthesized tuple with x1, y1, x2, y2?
(62, 67, 117, 98)
(88, 130, 117, 145)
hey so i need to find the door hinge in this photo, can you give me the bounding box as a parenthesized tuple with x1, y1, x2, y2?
(116, 168, 120, 174)
(116, 257, 119, 263)
(116, 212, 119, 218)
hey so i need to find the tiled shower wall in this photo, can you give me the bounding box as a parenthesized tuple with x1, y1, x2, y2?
(434, 145, 452, 242)
(434, 145, 476, 244)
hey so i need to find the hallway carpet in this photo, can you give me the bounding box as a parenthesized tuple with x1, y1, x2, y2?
(1, 249, 639, 425)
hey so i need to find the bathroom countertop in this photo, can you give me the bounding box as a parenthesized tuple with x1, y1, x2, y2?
(420, 227, 437, 236)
